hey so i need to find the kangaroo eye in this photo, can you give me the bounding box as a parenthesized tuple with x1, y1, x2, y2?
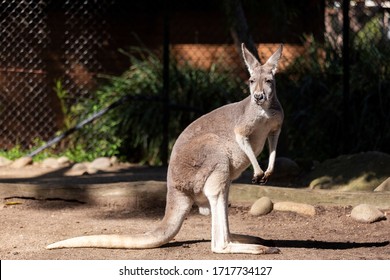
(265, 79, 273, 84)
(249, 79, 255, 84)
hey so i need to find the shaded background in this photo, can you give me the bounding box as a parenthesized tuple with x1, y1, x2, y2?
(0, 0, 389, 165)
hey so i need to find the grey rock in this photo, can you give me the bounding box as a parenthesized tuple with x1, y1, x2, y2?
(10, 157, 33, 168)
(374, 177, 390, 192)
(351, 204, 385, 223)
(250, 197, 273, 216)
(274, 201, 316, 216)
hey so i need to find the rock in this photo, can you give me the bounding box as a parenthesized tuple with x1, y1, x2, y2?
(351, 204, 385, 223)
(86, 167, 99, 175)
(250, 197, 273, 216)
(10, 157, 33, 168)
(90, 157, 112, 171)
(303, 151, 390, 191)
(0, 156, 12, 167)
(71, 162, 88, 171)
(374, 177, 390, 192)
(66, 162, 89, 176)
(41, 157, 61, 169)
(309, 176, 333, 189)
(274, 201, 316, 216)
(110, 156, 118, 165)
(57, 156, 71, 165)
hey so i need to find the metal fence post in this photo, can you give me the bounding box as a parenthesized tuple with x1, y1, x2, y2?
(342, 0, 350, 153)
(161, 0, 171, 166)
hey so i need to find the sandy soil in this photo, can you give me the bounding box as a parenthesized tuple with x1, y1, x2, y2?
(1, 198, 389, 260)
(0, 164, 389, 260)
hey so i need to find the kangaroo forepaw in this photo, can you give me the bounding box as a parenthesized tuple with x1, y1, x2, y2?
(252, 172, 271, 185)
(252, 174, 266, 184)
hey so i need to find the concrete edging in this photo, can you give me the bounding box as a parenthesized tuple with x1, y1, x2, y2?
(1, 181, 390, 209)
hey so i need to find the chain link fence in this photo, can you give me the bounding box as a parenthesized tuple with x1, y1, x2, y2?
(62, 0, 113, 104)
(0, 0, 53, 148)
(0, 0, 388, 161)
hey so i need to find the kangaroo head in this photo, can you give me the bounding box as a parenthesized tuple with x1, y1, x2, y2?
(241, 43, 283, 107)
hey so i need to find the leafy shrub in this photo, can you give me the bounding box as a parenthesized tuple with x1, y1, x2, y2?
(46, 24, 390, 165)
(65, 47, 245, 164)
(277, 30, 390, 161)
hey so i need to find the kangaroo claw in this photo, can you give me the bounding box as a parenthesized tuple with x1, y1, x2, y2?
(252, 175, 267, 184)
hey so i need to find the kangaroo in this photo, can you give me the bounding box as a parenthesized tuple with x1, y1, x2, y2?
(46, 43, 284, 254)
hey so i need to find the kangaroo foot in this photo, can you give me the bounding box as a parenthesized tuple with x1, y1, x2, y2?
(213, 242, 280, 254)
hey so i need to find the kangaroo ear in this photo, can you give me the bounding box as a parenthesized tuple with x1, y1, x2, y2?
(265, 44, 283, 75)
(241, 43, 260, 75)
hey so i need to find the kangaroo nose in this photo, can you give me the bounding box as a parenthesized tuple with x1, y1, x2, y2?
(254, 92, 266, 104)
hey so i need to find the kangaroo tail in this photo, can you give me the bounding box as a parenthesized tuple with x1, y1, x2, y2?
(46, 187, 193, 249)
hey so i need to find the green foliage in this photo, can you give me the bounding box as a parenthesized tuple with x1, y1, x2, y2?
(51, 78, 124, 162)
(28, 24, 388, 165)
(277, 31, 390, 161)
(349, 24, 390, 153)
(0, 139, 57, 162)
(0, 145, 25, 160)
(62, 47, 244, 165)
(354, 16, 383, 49)
(54, 80, 87, 130)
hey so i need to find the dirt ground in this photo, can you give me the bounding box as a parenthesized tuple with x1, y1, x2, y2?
(0, 165, 389, 260)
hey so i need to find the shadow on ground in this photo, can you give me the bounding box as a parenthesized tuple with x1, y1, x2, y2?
(165, 237, 390, 250)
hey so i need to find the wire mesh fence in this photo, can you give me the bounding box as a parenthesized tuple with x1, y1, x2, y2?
(0, 0, 388, 162)
(0, 0, 54, 149)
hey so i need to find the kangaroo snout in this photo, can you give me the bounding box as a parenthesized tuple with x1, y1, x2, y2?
(254, 92, 266, 105)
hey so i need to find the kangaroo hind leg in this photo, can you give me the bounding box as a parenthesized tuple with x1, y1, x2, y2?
(204, 170, 278, 254)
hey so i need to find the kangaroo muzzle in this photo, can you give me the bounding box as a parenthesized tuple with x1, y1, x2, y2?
(254, 92, 266, 105)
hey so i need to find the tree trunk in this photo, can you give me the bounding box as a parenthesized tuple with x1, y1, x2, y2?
(223, 0, 260, 65)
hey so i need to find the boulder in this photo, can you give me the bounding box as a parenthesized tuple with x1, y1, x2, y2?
(90, 157, 112, 171)
(41, 157, 61, 169)
(10, 157, 33, 168)
(374, 177, 390, 192)
(110, 156, 118, 165)
(57, 156, 71, 165)
(303, 152, 390, 191)
(71, 162, 89, 171)
(86, 167, 99, 175)
(250, 197, 273, 216)
(273, 201, 316, 216)
(0, 156, 12, 167)
(309, 176, 333, 189)
(351, 204, 385, 223)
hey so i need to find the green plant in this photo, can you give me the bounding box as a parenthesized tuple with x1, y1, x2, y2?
(277, 31, 390, 161)
(52, 76, 125, 162)
(54, 79, 85, 130)
(0, 145, 25, 160)
(73, 47, 245, 165)
(0, 139, 58, 162)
